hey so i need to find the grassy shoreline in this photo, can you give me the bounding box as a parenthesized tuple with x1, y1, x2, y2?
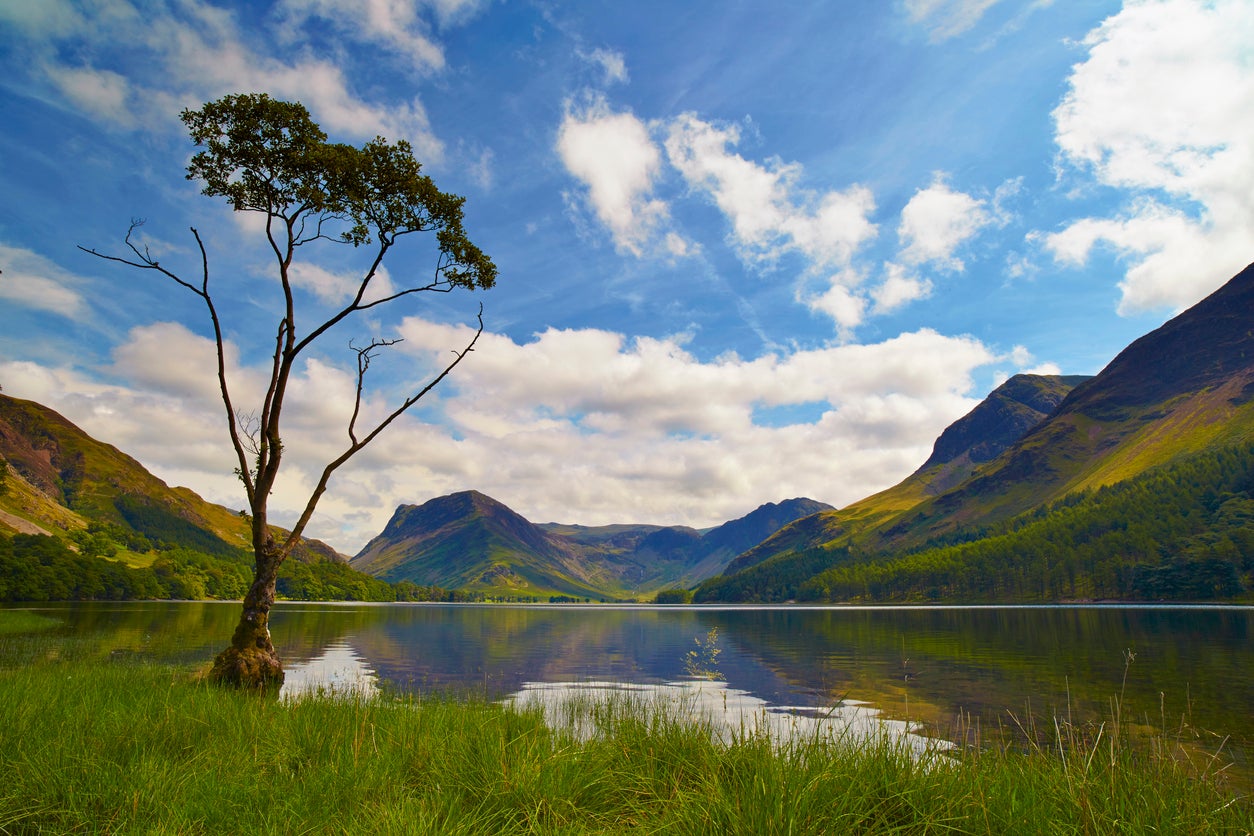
(0, 662, 1249, 833)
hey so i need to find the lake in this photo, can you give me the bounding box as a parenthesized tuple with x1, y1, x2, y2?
(6, 601, 1252, 773)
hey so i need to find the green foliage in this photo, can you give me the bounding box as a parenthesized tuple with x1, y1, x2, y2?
(697, 443, 1254, 603)
(113, 494, 241, 557)
(0, 456, 8, 496)
(653, 588, 693, 604)
(0, 533, 430, 604)
(0, 657, 1249, 834)
(788, 443, 1254, 603)
(182, 92, 496, 290)
(694, 546, 852, 603)
(682, 627, 723, 679)
(0, 535, 165, 602)
(277, 558, 397, 602)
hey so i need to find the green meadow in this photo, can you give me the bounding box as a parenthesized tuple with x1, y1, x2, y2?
(0, 610, 1249, 834)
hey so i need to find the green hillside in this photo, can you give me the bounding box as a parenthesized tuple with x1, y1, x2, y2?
(351, 492, 832, 599)
(695, 442, 1254, 603)
(722, 373, 1091, 578)
(0, 394, 406, 603)
(352, 491, 620, 599)
(698, 262, 1254, 602)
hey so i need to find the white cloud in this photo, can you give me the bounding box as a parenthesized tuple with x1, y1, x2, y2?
(44, 65, 132, 126)
(664, 114, 878, 270)
(276, 0, 448, 73)
(579, 47, 629, 85)
(0, 244, 89, 319)
(1047, 0, 1254, 314)
(0, 0, 85, 36)
(805, 175, 995, 327)
(806, 283, 867, 335)
(873, 262, 934, 313)
(905, 0, 1003, 41)
(557, 96, 672, 256)
(288, 262, 398, 307)
(5, 0, 443, 159)
(425, 0, 489, 27)
(897, 175, 991, 271)
(0, 314, 1000, 552)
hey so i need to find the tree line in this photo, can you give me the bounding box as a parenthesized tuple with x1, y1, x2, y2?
(0, 532, 461, 604)
(698, 442, 1254, 603)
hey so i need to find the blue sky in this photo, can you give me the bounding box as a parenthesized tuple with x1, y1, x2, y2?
(1, 0, 1252, 554)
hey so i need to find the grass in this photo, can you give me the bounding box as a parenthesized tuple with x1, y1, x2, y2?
(0, 664, 1249, 833)
(0, 609, 60, 636)
(0, 610, 1250, 834)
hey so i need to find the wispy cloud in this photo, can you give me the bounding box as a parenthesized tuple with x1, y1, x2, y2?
(1, 0, 451, 158)
(904, 0, 1003, 41)
(0, 243, 90, 319)
(578, 46, 629, 85)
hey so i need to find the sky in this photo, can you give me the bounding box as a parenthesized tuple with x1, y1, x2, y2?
(1, 0, 1252, 555)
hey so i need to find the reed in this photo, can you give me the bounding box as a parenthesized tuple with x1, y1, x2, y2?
(0, 663, 1248, 833)
(0, 609, 59, 636)
(0, 616, 1249, 834)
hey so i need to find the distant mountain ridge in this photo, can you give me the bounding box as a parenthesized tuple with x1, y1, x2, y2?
(697, 260, 1254, 601)
(9, 261, 1252, 605)
(351, 492, 832, 597)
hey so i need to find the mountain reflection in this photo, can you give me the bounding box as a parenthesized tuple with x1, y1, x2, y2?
(14, 600, 1253, 773)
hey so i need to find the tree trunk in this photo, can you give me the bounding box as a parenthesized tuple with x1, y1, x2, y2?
(209, 538, 285, 688)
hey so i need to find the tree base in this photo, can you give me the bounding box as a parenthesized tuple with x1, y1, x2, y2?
(209, 644, 285, 690)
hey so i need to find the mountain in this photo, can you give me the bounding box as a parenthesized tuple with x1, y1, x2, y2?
(917, 373, 1090, 488)
(351, 491, 614, 598)
(0, 392, 344, 565)
(721, 373, 1089, 578)
(700, 261, 1254, 600)
(351, 493, 832, 598)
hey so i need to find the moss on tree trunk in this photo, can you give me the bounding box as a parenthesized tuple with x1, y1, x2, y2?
(209, 540, 284, 688)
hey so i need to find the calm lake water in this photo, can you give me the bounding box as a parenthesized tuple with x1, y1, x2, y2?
(7, 601, 1252, 770)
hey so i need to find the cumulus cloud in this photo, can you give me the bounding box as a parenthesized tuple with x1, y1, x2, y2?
(1046, 0, 1254, 314)
(664, 113, 878, 270)
(806, 283, 867, 336)
(872, 263, 934, 314)
(557, 96, 673, 256)
(0, 243, 90, 319)
(0, 315, 1001, 552)
(897, 175, 992, 271)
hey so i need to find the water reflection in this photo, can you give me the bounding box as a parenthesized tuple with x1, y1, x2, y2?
(281, 640, 378, 700)
(504, 679, 946, 755)
(8, 601, 1253, 772)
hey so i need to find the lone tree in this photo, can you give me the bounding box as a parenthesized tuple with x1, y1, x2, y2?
(83, 93, 496, 688)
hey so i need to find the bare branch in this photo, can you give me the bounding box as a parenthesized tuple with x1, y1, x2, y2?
(347, 337, 403, 445)
(235, 410, 261, 457)
(79, 222, 258, 505)
(282, 304, 485, 551)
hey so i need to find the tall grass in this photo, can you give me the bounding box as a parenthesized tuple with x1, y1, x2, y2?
(0, 656, 1250, 834)
(0, 610, 59, 636)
